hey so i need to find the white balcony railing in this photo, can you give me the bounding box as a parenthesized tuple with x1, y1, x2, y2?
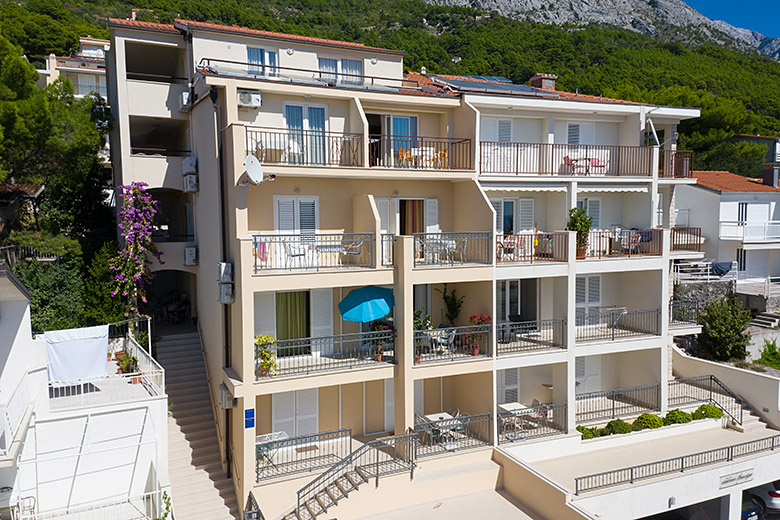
(0, 372, 31, 456)
(719, 221, 780, 242)
(15, 490, 163, 520)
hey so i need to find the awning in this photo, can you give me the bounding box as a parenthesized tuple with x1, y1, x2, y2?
(578, 186, 648, 193)
(484, 185, 567, 194)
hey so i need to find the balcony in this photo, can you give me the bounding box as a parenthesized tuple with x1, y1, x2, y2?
(413, 324, 491, 365)
(369, 135, 473, 170)
(480, 142, 653, 176)
(498, 402, 567, 443)
(496, 319, 566, 355)
(720, 221, 780, 242)
(659, 149, 694, 178)
(412, 232, 491, 267)
(575, 308, 661, 343)
(584, 229, 662, 259)
(413, 412, 491, 458)
(256, 428, 353, 482)
(496, 232, 568, 264)
(670, 226, 702, 252)
(245, 127, 363, 167)
(251, 233, 375, 273)
(575, 383, 661, 424)
(254, 330, 395, 379)
(669, 299, 700, 328)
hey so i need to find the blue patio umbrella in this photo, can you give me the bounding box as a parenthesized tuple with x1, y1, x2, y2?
(337, 286, 395, 323)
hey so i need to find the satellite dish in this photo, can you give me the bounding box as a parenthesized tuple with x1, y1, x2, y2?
(245, 154, 263, 185)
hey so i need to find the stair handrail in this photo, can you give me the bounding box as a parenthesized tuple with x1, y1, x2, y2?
(295, 432, 416, 519)
(244, 490, 265, 520)
(709, 374, 744, 426)
(671, 374, 743, 425)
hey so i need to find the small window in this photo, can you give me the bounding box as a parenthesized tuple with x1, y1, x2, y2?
(247, 47, 278, 76)
(736, 248, 747, 272)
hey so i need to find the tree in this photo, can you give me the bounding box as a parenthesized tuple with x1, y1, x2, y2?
(697, 296, 751, 361)
(83, 241, 126, 324)
(12, 258, 87, 331)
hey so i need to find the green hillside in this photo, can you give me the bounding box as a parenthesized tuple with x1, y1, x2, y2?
(3, 0, 780, 174)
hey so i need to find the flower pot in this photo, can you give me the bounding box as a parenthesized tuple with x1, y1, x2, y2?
(374, 353, 383, 362)
(471, 345, 480, 356)
(414, 355, 422, 364)
(117, 367, 123, 375)
(107, 354, 112, 362)
(260, 368, 270, 377)
(114, 352, 124, 361)
(131, 376, 141, 384)
(576, 245, 587, 259)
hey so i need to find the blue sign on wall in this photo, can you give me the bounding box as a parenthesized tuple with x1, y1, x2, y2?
(244, 408, 255, 429)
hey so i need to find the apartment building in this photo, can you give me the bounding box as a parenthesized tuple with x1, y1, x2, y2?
(106, 18, 780, 520)
(36, 37, 109, 98)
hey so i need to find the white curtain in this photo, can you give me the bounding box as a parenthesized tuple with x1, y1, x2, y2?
(45, 325, 109, 382)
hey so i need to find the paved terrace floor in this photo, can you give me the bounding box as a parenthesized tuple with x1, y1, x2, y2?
(359, 490, 541, 520)
(527, 424, 780, 493)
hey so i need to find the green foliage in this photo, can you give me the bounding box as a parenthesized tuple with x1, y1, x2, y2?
(7, 230, 81, 256)
(566, 208, 592, 248)
(605, 419, 632, 435)
(636, 413, 664, 429)
(254, 334, 278, 374)
(576, 425, 599, 439)
(12, 258, 87, 331)
(630, 420, 645, 432)
(436, 284, 465, 325)
(696, 141, 767, 178)
(757, 338, 780, 370)
(413, 307, 432, 331)
(692, 404, 724, 420)
(120, 354, 138, 373)
(82, 242, 126, 324)
(698, 296, 752, 361)
(664, 409, 693, 425)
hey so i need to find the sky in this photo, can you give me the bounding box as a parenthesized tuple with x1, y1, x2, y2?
(684, 0, 780, 38)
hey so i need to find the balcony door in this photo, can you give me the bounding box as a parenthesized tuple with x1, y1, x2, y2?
(254, 289, 334, 355)
(496, 279, 537, 323)
(575, 274, 601, 327)
(490, 198, 535, 234)
(482, 118, 518, 172)
(376, 197, 439, 236)
(272, 389, 318, 438)
(284, 104, 327, 165)
(575, 357, 601, 395)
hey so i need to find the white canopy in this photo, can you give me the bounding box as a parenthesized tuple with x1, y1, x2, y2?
(45, 325, 109, 382)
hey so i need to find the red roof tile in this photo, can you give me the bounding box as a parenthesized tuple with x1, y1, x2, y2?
(107, 18, 179, 33)
(0, 184, 44, 206)
(694, 170, 780, 192)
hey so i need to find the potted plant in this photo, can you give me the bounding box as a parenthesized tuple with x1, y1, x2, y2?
(567, 208, 593, 260)
(413, 308, 432, 363)
(468, 313, 491, 355)
(368, 319, 394, 362)
(436, 284, 465, 326)
(120, 355, 140, 383)
(254, 334, 278, 377)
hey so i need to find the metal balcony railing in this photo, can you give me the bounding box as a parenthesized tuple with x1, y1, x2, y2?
(671, 227, 702, 252)
(256, 428, 352, 482)
(254, 330, 395, 379)
(673, 260, 737, 283)
(496, 232, 568, 263)
(669, 299, 700, 327)
(413, 325, 491, 364)
(413, 232, 491, 266)
(576, 383, 661, 424)
(720, 220, 780, 242)
(380, 233, 394, 266)
(575, 308, 661, 343)
(369, 135, 473, 170)
(414, 412, 491, 458)
(496, 319, 566, 355)
(480, 142, 653, 176)
(659, 149, 694, 178)
(585, 229, 662, 258)
(252, 233, 374, 272)
(245, 127, 363, 167)
(498, 402, 567, 443)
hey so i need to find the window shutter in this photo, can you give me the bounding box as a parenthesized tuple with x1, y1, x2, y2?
(575, 358, 585, 380)
(497, 119, 512, 143)
(298, 199, 317, 235)
(266, 51, 278, 75)
(376, 197, 390, 234)
(587, 275, 601, 306)
(490, 199, 503, 234)
(295, 389, 318, 436)
(586, 198, 601, 230)
(254, 292, 276, 337)
(275, 198, 296, 234)
(502, 369, 519, 403)
(567, 123, 580, 145)
(414, 380, 424, 416)
(482, 118, 497, 142)
(384, 379, 394, 432)
(575, 276, 586, 305)
(310, 288, 333, 355)
(517, 199, 534, 231)
(426, 199, 440, 234)
(272, 391, 296, 437)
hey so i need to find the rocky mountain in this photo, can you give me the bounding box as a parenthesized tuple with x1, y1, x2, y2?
(426, 0, 780, 60)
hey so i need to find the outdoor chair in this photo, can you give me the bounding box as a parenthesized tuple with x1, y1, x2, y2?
(284, 242, 310, 269)
(340, 240, 363, 266)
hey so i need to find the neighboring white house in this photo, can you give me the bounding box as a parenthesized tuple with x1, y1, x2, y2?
(675, 170, 780, 282)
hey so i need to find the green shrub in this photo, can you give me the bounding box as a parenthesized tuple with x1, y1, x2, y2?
(636, 413, 664, 429)
(664, 409, 693, 425)
(698, 296, 751, 361)
(576, 425, 594, 439)
(631, 420, 645, 432)
(605, 419, 632, 435)
(597, 428, 610, 437)
(692, 404, 723, 420)
(757, 339, 780, 370)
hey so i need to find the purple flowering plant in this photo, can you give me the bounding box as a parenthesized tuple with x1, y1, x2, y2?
(109, 182, 165, 318)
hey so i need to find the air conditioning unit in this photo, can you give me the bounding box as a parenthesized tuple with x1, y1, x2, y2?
(184, 245, 198, 266)
(178, 91, 191, 112)
(218, 383, 235, 409)
(217, 262, 233, 284)
(183, 173, 198, 193)
(218, 282, 234, 305)
(237, 89, 261, 108)
(183, 155, 197, 174)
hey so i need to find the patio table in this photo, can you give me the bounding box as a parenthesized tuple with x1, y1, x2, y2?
(424, 412, 461, 450)
(256, 431, 289, 476)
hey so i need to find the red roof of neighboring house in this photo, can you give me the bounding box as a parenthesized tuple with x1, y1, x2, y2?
(107, 18, 179, 33)
(0, 184, 44, 207)
(694, 170, 780, 193)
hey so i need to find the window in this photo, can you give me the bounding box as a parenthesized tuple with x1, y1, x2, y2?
(738, 202, 748, 224)
(490, 198, 534, 234)
(567, 122, 595, 146)
(575, 274, 601, 318)
(318, 57, 363, 84)
(284, 104, 328, 165)
(496, 280, 520, 322)
(272, 389, 318, 437)
(340, 58, 363, 84)
(247, 46, 278, 76)
(577, 198, 601, 229)
(737, 248, 747, 272)
(498, 368, 520, 404)
(274, 196, 318, 235)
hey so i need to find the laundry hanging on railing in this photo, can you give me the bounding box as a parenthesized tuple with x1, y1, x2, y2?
(45, 325, 108, 382)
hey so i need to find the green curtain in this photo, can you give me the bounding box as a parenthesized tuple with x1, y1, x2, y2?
(276, 292, 308, 340)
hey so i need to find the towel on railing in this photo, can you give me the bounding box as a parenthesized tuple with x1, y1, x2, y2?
(712, 262, 733, 277)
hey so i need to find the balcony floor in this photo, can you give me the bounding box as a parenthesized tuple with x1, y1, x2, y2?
(49, 361, 158, 410)
(361, 490, 536, 520)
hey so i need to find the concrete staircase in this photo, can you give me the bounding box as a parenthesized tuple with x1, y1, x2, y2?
(750, 312, 780, 329)
(732, 404, 770, 433)
(156, 332, 240, 520)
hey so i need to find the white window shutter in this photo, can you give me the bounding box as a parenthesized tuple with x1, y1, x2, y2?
(275, 198, 296, 234)
(575, 358, 585, 380)
(299, 199, 317, 235)
(502, 368, 519, 403)
(254, 292, 276, 337)
(575, 276, 586, 305)
(567, 123, 580, 145)
(384, 379, 394, 432)
(425, 199, 440, 234)
(272, 391, 296, 437)
(310, 288, 333, 355)
(588, 275, 601, 306)
(586, 198, 601, 230)
(482, 118, 497, 142)
(580, 123, 596, 145)
(517, 199, 534, 231)
(376, 197, 390, 234)
(490, 199, 503, 233)
(497, 119, 512, 143)
(295, 389, 318, 436)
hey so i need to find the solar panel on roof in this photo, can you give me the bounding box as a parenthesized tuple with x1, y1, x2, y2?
(461, 75, 512, 83)
(431, 76, 559, 98)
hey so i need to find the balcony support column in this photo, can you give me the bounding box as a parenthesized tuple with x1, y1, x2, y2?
(660, 228, 671, 414)
(393, 236, 415, 435)
(565, 230, 577, 432)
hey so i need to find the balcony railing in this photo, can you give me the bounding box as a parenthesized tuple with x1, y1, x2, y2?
(668, 375, 743, 425)
(496, 232, 568, 263)
(576, 383, 661, 423)
(720, 221, 780, 242)
(16, 491, 164, 520)
(575, 308, 661, 343)
(0, 372, 31, 456)
(369, 135, 473, 170)
(256, 428, 352, 482)
(498, 402, 567, 443)
(413, 232, 491, 266)
(496, 319, 566, 355)
(673, 260, 737, 283)
(381, 233, 394, 266)
(671, 227, 702, 252)
(669, 299, 700, 327)
(585, 229, 662, 258)
(252, 233, 374, 272)
(254, 330, 395, 379)
(413, 325, 491, 365)
(414, 412, 491, 458)
(245, 127, 363, 167)
(480, 142, 653, 176)
(659, 149, 694, 178)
